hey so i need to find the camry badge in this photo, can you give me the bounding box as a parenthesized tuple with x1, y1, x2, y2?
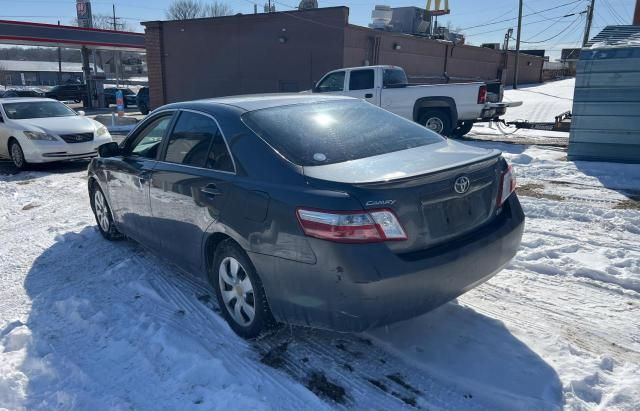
(365, 200, 396, 207)
(454, 176, 470, 194)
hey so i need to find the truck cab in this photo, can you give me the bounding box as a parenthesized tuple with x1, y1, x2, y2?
(312, 65, 520, 137)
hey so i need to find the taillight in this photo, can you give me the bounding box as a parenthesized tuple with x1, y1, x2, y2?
(296, 208, 407, 243)
(497, 164, 516, 207)
(478, 85, 487, 104)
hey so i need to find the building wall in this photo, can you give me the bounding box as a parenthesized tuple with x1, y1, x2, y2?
(144, 7, 544, 108)
(343, 25, 543, 85)
(144, 8, 348, 107)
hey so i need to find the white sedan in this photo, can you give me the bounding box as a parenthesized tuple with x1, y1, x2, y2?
(0, 98, 112, 170)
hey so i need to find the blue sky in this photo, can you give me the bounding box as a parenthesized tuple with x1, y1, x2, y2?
(0, 0, 635, 59)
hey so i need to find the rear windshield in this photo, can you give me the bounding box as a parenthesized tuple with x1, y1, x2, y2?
(242, 100, 443, 166)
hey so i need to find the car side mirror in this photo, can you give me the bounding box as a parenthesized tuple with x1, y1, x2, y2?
(0, 115, 4, 123)
(77, 110, 85, 116)
(98, 142, 120, 158)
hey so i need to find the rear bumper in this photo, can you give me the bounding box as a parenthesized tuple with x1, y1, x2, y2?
(480, 101, 523, 121)
(249, 194, 525, 332)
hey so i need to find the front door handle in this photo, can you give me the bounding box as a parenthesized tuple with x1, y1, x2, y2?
(200, 184, 221, 197)
(365, 93, 373, 98)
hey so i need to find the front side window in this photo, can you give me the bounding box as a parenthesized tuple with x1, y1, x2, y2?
(349, 69, 374, 90)
(316, 71, 345, 92)
(164, 111, 234, 172)
(3, 101, 76, 119)
(129, 115, 172, 159)
(242, 100, 444, 166)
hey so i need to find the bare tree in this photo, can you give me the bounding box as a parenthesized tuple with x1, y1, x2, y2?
(166, 0, 232, 20)
(204, 1, 233, 17)
(71, 13, 133, 31)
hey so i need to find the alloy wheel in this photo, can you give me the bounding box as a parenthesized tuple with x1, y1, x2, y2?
(94, 190, 111, 232)
(218, 257, 256, 327)
(10, 143, 24, 168)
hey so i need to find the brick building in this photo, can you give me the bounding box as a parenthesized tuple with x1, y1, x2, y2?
(142, 7, 544, 109)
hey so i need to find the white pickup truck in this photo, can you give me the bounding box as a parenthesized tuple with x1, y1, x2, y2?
(311, 65, 520, 137)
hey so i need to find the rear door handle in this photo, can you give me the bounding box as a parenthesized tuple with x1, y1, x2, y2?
(365, 93, 373, 98)
(200, 184, 221, 197)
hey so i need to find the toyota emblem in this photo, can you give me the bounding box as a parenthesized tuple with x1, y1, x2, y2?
(454, 176, 470, 194)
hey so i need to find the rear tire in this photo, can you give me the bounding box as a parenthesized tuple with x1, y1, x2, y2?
(419, 109, 452, 136)
(9, 140, 28, 170)
(451, 121, 474, 138)
(139, 102, 149, 115)
(90, 183, 123, 241)
(212, 240, 275, 339)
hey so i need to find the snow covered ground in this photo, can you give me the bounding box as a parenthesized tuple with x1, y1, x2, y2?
(1, 79, 640, 411)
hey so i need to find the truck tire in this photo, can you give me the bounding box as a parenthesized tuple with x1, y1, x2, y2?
(451, 121, 474, 138)
(419, 109, 452, 136)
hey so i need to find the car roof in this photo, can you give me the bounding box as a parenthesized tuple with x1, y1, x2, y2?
(0, 97, 58, 103)
(169, 93, 356, 112)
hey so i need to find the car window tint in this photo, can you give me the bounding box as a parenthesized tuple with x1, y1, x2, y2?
(242, 100, 444, 166)
(164, 111, 217, 168)
(349, 69, 374, 90)
(316, 71, 345, 92)
(383, 69, 408, 88)
(130, 116, 172, 159)
(206, 128, 234, 173)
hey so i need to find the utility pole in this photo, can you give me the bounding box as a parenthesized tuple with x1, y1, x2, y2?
(113, 4, 120, 89)
(57, 21, 62, 84)
(502, 28, 513, 84)
(635, 0, 640, 25)
(582, 0, 596, 47)
(512, 0, 523, 89)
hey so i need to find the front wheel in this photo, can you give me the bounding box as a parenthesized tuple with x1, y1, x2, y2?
(138, 102, 149, 115)
(212, 240, 275, 339)
(419, 109, 452, 136)
(9, 140, 28, 170)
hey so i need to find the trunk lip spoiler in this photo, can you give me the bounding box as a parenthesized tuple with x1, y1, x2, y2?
(350, 153, 502, 187)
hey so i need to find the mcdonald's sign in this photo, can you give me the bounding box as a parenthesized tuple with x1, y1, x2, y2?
(426, 0, 451, 16)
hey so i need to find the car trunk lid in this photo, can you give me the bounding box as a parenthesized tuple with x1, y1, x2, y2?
(304, 140, 503, 253)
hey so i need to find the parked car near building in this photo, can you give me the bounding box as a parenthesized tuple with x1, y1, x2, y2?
(312, 65, 521, 137)
(136, 87, 149, 115)
(0, 98, 112, 169)
(0, 89, 45, 98)
(103, 88, 137, 108)
(44, 84, 87, 103)
(88, 94, 524, 339)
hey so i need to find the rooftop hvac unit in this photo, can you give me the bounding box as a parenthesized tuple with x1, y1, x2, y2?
(481, 43, 501, 50)
(370, 5, 393, 30)
(389, 6, 430, 35)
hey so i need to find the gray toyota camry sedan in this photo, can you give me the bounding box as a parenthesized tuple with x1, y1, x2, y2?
(88, 94, 524, 338)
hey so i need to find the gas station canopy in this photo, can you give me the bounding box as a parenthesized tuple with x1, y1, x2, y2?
(0, 19, 145, 51)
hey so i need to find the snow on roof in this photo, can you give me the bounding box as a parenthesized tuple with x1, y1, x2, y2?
(0, 60, 104, 73)
(586, 25, 640, 49)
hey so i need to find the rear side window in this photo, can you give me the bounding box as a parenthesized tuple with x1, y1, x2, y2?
(383, 69, 408, 88)
(164, 111, 234, 172)
(349, 69, 374, 90)
(242, 100, 444, 166)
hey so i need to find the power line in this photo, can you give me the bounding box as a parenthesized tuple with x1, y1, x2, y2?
(520, 1, 585, 43)
(459, 0, 585, 32)
(516, 15, 584, 44)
